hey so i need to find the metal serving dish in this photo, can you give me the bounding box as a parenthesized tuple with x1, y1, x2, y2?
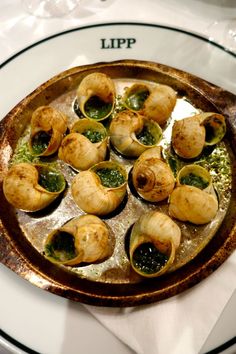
(0, 60, 235, 307)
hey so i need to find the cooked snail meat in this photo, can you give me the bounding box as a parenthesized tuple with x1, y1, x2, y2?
(71, 161, 127, 215)
(29, 106, 68, 156)
(3, 163, 66, 212)
(76, 72, 115, 121)
(132, 147, 175, 202)
(44, 215, 111, 265)
(129, 211, 181, 277)
(109, 110, 162, 157)
(169, 185, 218, 225)
(58, 119, 108, 171)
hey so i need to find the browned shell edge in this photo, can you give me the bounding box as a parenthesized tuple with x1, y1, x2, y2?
(0, 59, 235, 307)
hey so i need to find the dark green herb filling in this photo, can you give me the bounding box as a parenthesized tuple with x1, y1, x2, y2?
(84, 95, 112, 120)
(37, 166, 65, 192)
(180, 172, 209, 190)
(82, 129, 104, 143)
(125, 89, 149, 111)
(45, 231, 77, 261)
(133, 242, 168, 274)
(136, 126, 156, 146)
(96, 168, 125, 188)
(31, 131, 51, 154)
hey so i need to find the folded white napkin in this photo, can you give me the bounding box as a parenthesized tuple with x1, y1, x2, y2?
(85, 252, 236, 354)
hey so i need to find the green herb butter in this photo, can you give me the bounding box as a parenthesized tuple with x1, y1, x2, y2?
(45, 231, 77, 261)
(84, 96, 112, 120)
(126, 89, 149, 111)
(37, 166, 65, 192)
(96, 168, 125, 188)
(133, 242, 168, 274)
(82, 129, 104, 143)
(180, 173, 209, 190)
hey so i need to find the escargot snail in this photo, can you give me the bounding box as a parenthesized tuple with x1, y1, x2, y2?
(109, 110, 162, 158)
(123, 83, 177, 126)
(44, 215, 111, 265)
(3, 163, 66, 212)
(169, 184, 218, 225)
(58, 118, 108, 171)
(132, 146, 175, 202)
(76, 72, 116, 121)
(129, 211, 181, 277)
(71, 160, 127, 216)
(29, 105, 68, 156)
(172, 112, 226, 159)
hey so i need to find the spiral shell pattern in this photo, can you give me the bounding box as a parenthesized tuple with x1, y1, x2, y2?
(132, 147, 175, 202)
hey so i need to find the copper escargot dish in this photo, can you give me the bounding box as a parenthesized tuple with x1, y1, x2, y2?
(0, 60, 235, 307)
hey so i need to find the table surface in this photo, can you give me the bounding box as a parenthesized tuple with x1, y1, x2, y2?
(0, 1, 235, 353)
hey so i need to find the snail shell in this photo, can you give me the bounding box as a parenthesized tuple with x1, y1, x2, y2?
(76, 72, 116, 121)
(176, 164, 212, 192)
(172, 113, 226, 159)
(58, 119, 108, 171)
(44, 215, 111, 266)
(123, 83, 177, 126)
(169, 185, 218, 224)
(29, 106, 68, 156)
(3, 163, 66, 212)
(109, 110, 162, 158)
(132, 146, 175, 202)
(129, 211, 181, 277)
(71, 161, 127, 215)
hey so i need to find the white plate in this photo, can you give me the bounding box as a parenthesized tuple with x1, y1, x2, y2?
(0, 22, 235, 354)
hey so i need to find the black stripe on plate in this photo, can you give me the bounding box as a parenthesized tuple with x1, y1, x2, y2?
(0, 329, 40, 354)
(0, 22, 235, 69)
(204, 336, 236, 354)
